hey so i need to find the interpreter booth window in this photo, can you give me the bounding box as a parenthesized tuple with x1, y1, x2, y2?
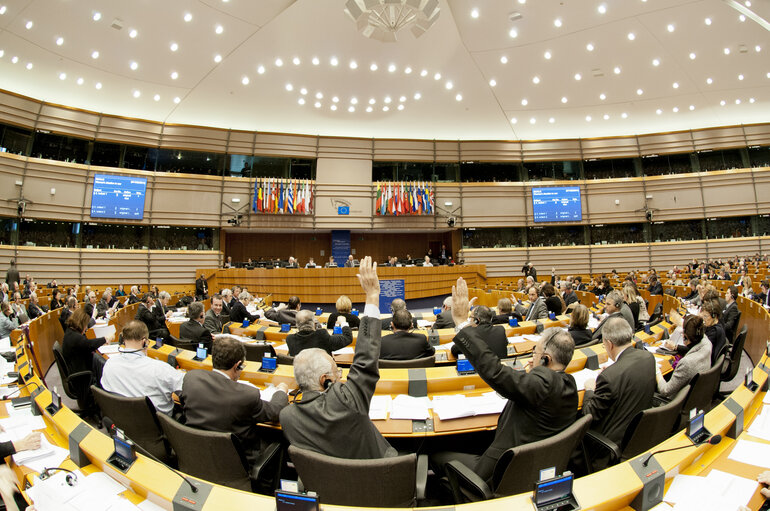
(748, 146, 770, 168)
(90, 141, 122, 168)
(0, 123, 32, 155)
(641, 153, 693, 176)
(460, 162, 522, 182)
(462, 228, 523, 248)
(150, 227, 215, 250)
(706, 216, 752, 239)
(524, 160, 580, 181)
(583, 158, 637, 180)
(433, 162, 459, 182)
(372, 161, 433, 181)
(527, 225, 584, 247)
(18, 219, 77, 248)
(696, 149, 744, 172)
(82, 223, 148, 250)
(757, 215, 770, 236)
(651, 220, 703, 242)
(122, 145, 157, 171)
(156, 148, 224, 176)
(589, 223, 645, 245)
(0, 218, 16, 245)
(30, 132, 89, 164)
(248, 156, 316, 179)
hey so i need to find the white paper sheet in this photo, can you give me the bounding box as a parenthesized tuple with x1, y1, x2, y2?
(570, 368, 600, 391)
(416, 319, 433, 328)
(12, 437, 69, 472)
(390, 395, 430, 420)
(664, 474, 708, 505)
(703, 469, 758, 507)
(98, 344, 121, 354)
(746, 405, 770, 442)
(727, 439, 770, 468)
(368, 395, 392, 420)
(332, 347, 355, 355)
(587, 316, 601, 330)
(92, 323, 116, 339)
(0, 336, 12, 352)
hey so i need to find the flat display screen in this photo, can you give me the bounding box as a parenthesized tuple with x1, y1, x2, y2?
(535, 474, 573, 505)
(90, 174, 147, 220)
(532, 187, 582, 223)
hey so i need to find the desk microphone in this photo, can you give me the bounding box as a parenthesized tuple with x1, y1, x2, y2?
(101, 416, 199, 494)
(641, 434, 722, 467)
(3, 380, 40, 399)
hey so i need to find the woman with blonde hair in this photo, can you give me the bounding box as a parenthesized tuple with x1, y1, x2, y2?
(327, 295, 360, 329)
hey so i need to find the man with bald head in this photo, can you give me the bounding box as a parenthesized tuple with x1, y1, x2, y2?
(285, 309, 352, 357)
(280, 256, 397, 459)
(380, 298, 418, 331)
(432, 296, 455, 329)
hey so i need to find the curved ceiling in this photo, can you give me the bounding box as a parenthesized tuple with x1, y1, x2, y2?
(0, 0, 768, 141)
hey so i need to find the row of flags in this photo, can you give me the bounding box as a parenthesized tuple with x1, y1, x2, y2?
(375, 181, 434, 216)
(253, 178, 313, 214)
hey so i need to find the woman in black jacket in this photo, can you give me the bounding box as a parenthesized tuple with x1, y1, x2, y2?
(62, 308, 111, 375)
(326, 295, 360, 329)
(700, 299, 727, 366)
(568, 304, 593, 347)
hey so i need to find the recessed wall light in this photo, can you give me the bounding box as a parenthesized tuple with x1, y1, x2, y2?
(132, 90, 141, 98)
(257, 65, 265, 74)
(130, 61, 138, 70)
(656, 109, 662, 115)
(95, 82, 102, 89)
(603, 114, 610, 120)
(672, 82, 679, 88)
(613, 66, 621, 74)
(399, 96, 406, 102)
(521, 98, 528, 106)
(215, 25, 223, 34)
(293, 57, 300, 65)
(689, 105, 695, 110)
(720, 100, 726, 106)
(0, 6, 6, 15)
(489, 79, 497, 87)
(434, 72, 441, 80)
(348, 105, 355, 112)
(370, 63, 378, 71)
(414, 92, 421, 100)
(92, 11, 101, 21)
(471, 8, 479, 18)
(667, 24, 675, 32)
(455, 93, 463, 101)
(312, 57, 320, 65)
(405, 67, 412, 74)
(420, 69, 427, 77)
(445, 81, 453, 89)
(724, 47, 730, 55)
(749, 97, 755, 103)
(738, 74, 744, 80)
(574, 73, 582, 80)
(330, 56, 338, 66)
(532, 76, 540, 84)
(365, 106, 372, 112)
(25, 21, 33, 29)
(530, 117, 536, 124)
(349, 60, 357, 69)
(500, 56, 508, 64)
(621, 112, 628, 118)
(241, 76, 250, 85)
(549, 117, 555, 124)
(331, 105, 338, 111)
(315, 102, 322, 108)
(636, 88, 643, 95)
(215, 54, 223, 63)
(91, 50, 99, 59)
(171, 71, 178, 79)
(739, 14, 746, 22)
(25, 62, 32, 69)
(301, 88, 308, 95)
(154, 94, 160, 101)
(689, 52, 696, 60)
(299, 98, 306, 105)
(735, 99, 741, 104)
(55, 37, 64, 46)
(384, 96, 391, 104)
(598, 4, 607, 14)
(333, 96, 340, 103)
(672, 107, 679, 112)
(351, 97, 358, 104)
(586, 43, 594, 51)
(585, 115, 592, 121)
(706, 77, 713, 84)
(544, 51, 552, 59)
(627, 32, 635, 40)
(704, 17, 711, 25)
(381, 106, 388, 111)
(756, 45, 761, 52)
(170, 42, 179, 52)
(129, 29, 138, 38)
(561, 96, 568, 103)
(174, 97, 181, 104)
(652, 58, 660, 66)
(397, 104, 404, 111)
(317, 92, 325, 99)
(184, 13, 192, 22)
(389, 64, 397, 72)
(510, 117, 517, 124)
(275, 58, 284, 67)
(285, 83, 293, 91)
(509, 28, 518, 38)
(599, 93, 606, 100)
(554, 18, 562, 27)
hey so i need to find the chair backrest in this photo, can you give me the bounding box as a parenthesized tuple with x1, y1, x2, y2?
(91, 385, 171, 464)
(723, 324, 748, 382)
(156, 413, 251, 492)
(378, 356, 435, 368)
(51, 341, 80, 400)
(244, 342, 277, 362)
(680, 354, 725, 421)
(620, 385, 690, 461)
(276, 353, 294, 365)
(288, 445, 418, 507)
(491, 414, 593, 497)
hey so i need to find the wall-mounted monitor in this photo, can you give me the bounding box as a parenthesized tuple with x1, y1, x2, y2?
(531, 186, 582, 223)
(90, 174, 147, 220)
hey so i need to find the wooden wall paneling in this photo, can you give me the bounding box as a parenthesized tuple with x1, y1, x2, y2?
(700, 170, 758, 218)
(35, 104, 99, 140)
(224, 232, 332, 266)
(373, 139, 434, 161)
(435, 183, 463, 229)
(0, 247, 16, 280)
(649, 240, 707, 270)
(521, 139, 582, 161)
(739, 296, 770, 362)
(149, 250, 222, 286)
(95, 115, 163, 147)
(0, 92, 39, 129)
(458, 140, 523, 162)
(706, 237, 761, 260)
(21, 158, 89, 221)
(316, 136, 370, 160)
(643, 174, 705, 221)
(743, 124, 770, 147)
(80, 249, 150, 286)
(753, 168, 770, 214)
(459, 247, 529, 277)
(254, 132, 318, 158)
(584, 179, 646, 224)
(590, 243, 650, 273)
(227, 130, 255, 155)
(222, 177, 253, 225)
(435, 141, 460, 162)
(148, 173, 224, 226)
(159, 125, 229, 153)
(580, 136, 640, 159)
(527, 246, 592, 276)
(13, 247, 80, 284)
(637, 131, 695, 156)
(349, 231, 453, 261)
(0, 154, 27, 217)
(460, 183, 528, 227)
(691, 126, 748, 151)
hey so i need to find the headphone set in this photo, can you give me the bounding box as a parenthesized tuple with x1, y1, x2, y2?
(119, 338, 148, 354)
(39, 467, 78, 486)
(323, 379, 332, 390)
(539, 335, 553, 367)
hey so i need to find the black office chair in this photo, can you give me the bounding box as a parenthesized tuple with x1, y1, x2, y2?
(674, 354, 725, 431)
(91, 386, 173, 465)
(445, 415, 593, 502)
(244, 342, 277, 362)
(379, 356, 435, 368)
(720, 325, 748, 392)
(288, 445, 427, 507)
(157, 413, 282, 493)
(583, 385, 689, 470)
(52, 341, 93, 413)
(276, 353, 294, 365)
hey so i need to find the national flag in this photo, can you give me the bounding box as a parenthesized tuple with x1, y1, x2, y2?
(287, 180, 294, 214)
(375, 183, 382, 215)
(277, 180, 284, 213)
(257, 179, 263, 212)
(296, 181, 303, 214)
(273, 180, 279, 212)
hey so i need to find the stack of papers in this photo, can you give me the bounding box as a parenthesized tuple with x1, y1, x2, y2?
(663, 470, 758, 511)
(432, 392, 507, 421)
(507, 334, 540, 344)
(747, 405, 770, 441)
(12, 436, 69, 473)
(0, 413, 46, 440)
(570, 368, 600, 391)
(166, 317, 187, 324)
(416, 319, 433, 329)
(93, 323, 116, 339)
(98, 344, 121, 355)
(728, 439, 770, 468)
(587, 316, 601, 330)
(332, 347, 355, 355)
(26, 470, 136, 511)
(434, 342, 453, 351)
(369, 395, 392, 420)
(390, 395, 430, 420)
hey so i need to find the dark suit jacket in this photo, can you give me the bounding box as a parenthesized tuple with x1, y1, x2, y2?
(451, 323, 508, 359)
(127, 294, 140, 305)
(135, 304, 165, 333)
(279, 316, 396, 459)
(229, 302, 258, 325)
(648, 282, 663, 295)
(180, 369, 288, 466)
(568, 327, 593, 347)
(265, 308, 299, 326)
(380, 331, 435, 360)
(432, 309, 455, 329)
(591, 305, 635, 340)
(5, 268, 19, 286)
(491, 312, 521, 325)
(721, 302, 740, 342)
(380, 316, 418, 331)
(326, 312, 360, 330)
(705, 323, 727, 365)
(582, 347, 656, 446)
(27, 303, 44, 320)
(563, 292, 579, 307)
(203, 309, 224, 335)
(179, 319, 213, 349)
(195, 277, 208, 299)
(59, 307, 73, 331)
(453, 326, 578, 481)
(286, 327, 352, 356)
(62, 327, 106, 375)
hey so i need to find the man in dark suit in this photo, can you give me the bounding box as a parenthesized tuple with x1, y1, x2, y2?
(432, 277, 578, 482)
(195, 274, 208, 301)
(228, 286, 242, 311)
(648, 275, 663, 296)
(451, 306, 508, 359)
(582, 316, 656, 469)
(491, 298, 521, 325)
(591, 290, 635, 340)
(562, 282, 579, 308)
(26, 292, 46, 321)
(755, 280, 770, 307)
(722, 285, 741, 342)
(204, 294, 225, 335)
(515, 286, 549, 321)
(280, 256, 397, 459)
(380, 299, 418, 331)
(432, 297, 455, 329)
(285, 310, 352, 357)
(180, 336, 289, 468)
(127, 286, 141, 305)
(135, 294, 171, 342)
(5, 260, 19, 288)
(573, 276, 587, 292)
(265, 296, 302, 326)
(59, 296, 78, 331)
(179, 301, 213, 349)
(380, 310, 434, 360)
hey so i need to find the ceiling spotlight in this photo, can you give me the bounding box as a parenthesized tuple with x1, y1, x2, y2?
(384, 96, 392, 103)
(0, 5, 5, 15)
(170, 42, 179, 52)
(532, 76, 540, 84)
(215, 54, 223, 63)
(389, 64, 397, 72)
(749, 97, 755, 103)
(627, 32, 635, 40)
(397, 104, 404, 111)
(174, 97, 181, 104)
(706, 77, 713, 84)
(275, 58, 284, 67)
(689, 105, 695, 110)
(414, 92, 421, 100)
(257, 65, 265, 74)
(331, 105, 337, 111)
(399, 96, 406, 102)
(95, 82, 102, 89)
(720, 100, 726, 105)
(509, 28, 518, 38)
(132, 90, 141, 98)
(368, 97, 375, 104)
(599, 93, 606, 100)
(613, 66, 621, 74)
(333, 96, 340, 103)
(405, 66, 412, 74)
(348, 106, 355, 112)
(184, 12, 192, 22)
(500, 55, 508, 64)
(636, 88, 643, 95)
(366, 106, 372, 112)
(299, 98, 306, 105)
(285, 83, 293, 91)
(330, 56, 339, 66)
(471, 8, 479, 18)
(510, 117, 517, 124)
(554, 18, 562, 27)
(735, 99, 741, 104)
(521, 98, 528, 106)
(656, 109, 662, 115)
(603, 114, 609, 120)
(25, 62, 32, 69)
(756, 45, 761, 52)
(420, 69, 428, 76)
(724, 47, 730, 55)
(561, 96, 568, 103)
(585, 115, 592, 121)
(55, 37, 64, 46)
(215, 24, 223, 34)
(574, 73, 582, 80)
(130, 61, 138, 70)
(621, 112, 628, 118)
(739, 14, 746, 22)
(455, 93, 462, 101)
(317, 92, 324, 99)
(25, 20, 33, 29)
(738, 74, 744, 80)
(549, 117, 555, 123)
(350, 97, 358, 104)
(292, 57, 300, 65)
(349, 60, 357, 69)
(241, 76, 249, 85)
(652, 58, 660, 66)
(370, 63, 378, 71)
(689, 52, 696, 60)
(530, 117, 536, 124)
(301, 88, 308, 95)
(129, 28, 137, 38)
(91, 50, 99, 59)
(312, 57, 320, 65)
(77, 77, 84, 85)
(315, 102, 322, 108)
(704, 17, 712, 25)
(586, 43, 594, 51)
(10, 56, 17, 63)
(171, 71, 178, 79)
(382, 106, 389, 111)
(672, 82, 679, 88)
(544, 51, 552, 60)
(153, 94, 160, 101)
(445, 81, 453, 89)
(672, 107, 679, 112)
(666, 23, 675, 32)
(434, 72, 441, 80)
(92, 11, 101, 21)
(598, 4, 607, 14)
(489, 79, 497, 87)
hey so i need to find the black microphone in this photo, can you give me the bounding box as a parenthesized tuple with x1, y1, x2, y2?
(642, 434, 722, 467)
(2, 380, 40, 399)
(101, 416, 199, 494)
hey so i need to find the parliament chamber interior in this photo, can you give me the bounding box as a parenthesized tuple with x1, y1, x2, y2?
(1, 0, 770, 509)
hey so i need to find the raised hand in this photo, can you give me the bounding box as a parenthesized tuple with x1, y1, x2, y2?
(451, 277, 470, 327)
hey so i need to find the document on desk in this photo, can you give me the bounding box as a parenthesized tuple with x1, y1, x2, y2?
(434, 341, 453, 351)
(746, 405, 770, 442)
(273, 342, 288, 352)
(27, 470, 130, 511)
(368, 395, 392, 420)
(432, 392, 507, 421)
(332, 346, 355, 355)
(93, 323, 116, 339)
(13, 436, 69, 473)
(727, 439, 770, 468)
(664, 470, 758, 510)
(570, 368, 600, 391)
(663, 474, 708, 505)
(763, 392, 770, 405)
(416, 319, 433, 329)
(0, 413, 47, 441)
(587, 316, 601, 330)
(0, 336, 12, 352)
(98, 344, 122, 355)
(389, 395, 430, 420)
